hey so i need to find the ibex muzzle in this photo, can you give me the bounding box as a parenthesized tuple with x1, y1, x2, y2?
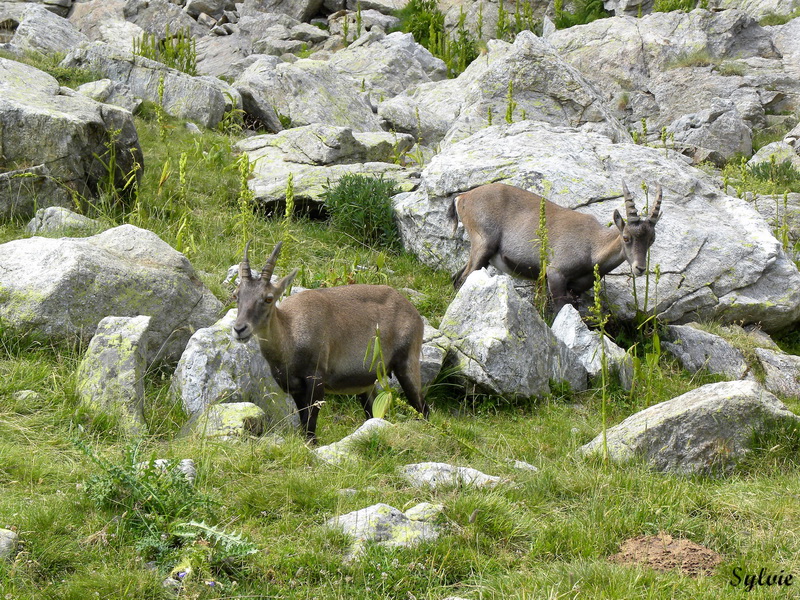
(232, 242, 429, 442)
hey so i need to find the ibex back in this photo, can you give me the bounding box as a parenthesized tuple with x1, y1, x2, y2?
(448, 181, 662, 313)
(232, 242, 429, 442)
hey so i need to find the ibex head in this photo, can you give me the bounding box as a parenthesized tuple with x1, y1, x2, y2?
(232, 241, 297, 342)
(612, 181, 662, 277)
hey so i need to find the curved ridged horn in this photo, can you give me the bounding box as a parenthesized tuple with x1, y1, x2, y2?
(649, 185, 663, 224)
(239, 240, 252, 281)
(622, 180, 640, 223)
(262, 241, 283, 282)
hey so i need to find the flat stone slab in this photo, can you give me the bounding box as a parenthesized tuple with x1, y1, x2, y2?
(399, 461, 502, 489)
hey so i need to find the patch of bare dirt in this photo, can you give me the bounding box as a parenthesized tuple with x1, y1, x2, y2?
(609, 533, 723, 577)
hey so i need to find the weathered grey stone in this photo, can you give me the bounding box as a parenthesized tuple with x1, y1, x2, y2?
(326, 502, 439, 557)
(708, 0, 799, 20)
(185, 402, 270, 439)
(379, 30, 629, 148)
(551, 304, 633, 390)
(754, 348, 800, 399)
(0, 528, 18, 561)
(123, 0, 204, 38)
(76, 78, 142, 114)
(240, 0, 324, 22)
(580, 380, 800, 474)
(400, 461, 501, 489)
(662, 324, 749, 380)
(236, 124, 417, 211)
(0, 57, 143, 213)
(61, 41, 227, 128)
(393, 120, 800, 332)
(233, 55, 383, 132)
(0, 225, 222, 363)
(25, 207, 100, 234)
(667, 98, 753, 162)
(509, 459, 539, 472)
(748, 141, 800, 171)
(68, 0, 144, 51)
(76, 315, 151, 434)
(170, 309, 298, 428)
(328, 9, 399, 37)
(11, 390, 43, 411)
(327, 30, 446, 100)
(0, 165, 73, 220)
(439, 270, 587, 398)
(749, 192, 800, 260)
(11, 3, 87, 56)
(315, 418, 392, 464)
(185, 0, 225, 17)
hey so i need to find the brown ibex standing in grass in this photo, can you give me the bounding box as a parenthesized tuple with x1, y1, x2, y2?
(232, 241, 429, 443)
(448, 181, 662, 313)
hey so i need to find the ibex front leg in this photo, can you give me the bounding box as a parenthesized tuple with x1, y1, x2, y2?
(293, 373, 325, 444)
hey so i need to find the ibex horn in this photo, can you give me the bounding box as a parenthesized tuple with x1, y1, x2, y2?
(262, 241, 283, 282)
(649, 185, 663, 224)
(239, 240, 252, 281)
(622, 180, 640, 223)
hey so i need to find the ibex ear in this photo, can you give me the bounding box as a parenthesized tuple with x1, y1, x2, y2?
(274, 268, 299, 298)
(613, 209, 626, 233)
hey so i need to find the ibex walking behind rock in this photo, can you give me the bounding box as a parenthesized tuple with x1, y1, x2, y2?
(232, 242, 429, 443)
(448, 181, 662, 313)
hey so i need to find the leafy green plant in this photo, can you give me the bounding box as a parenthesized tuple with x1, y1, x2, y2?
(236, 153, 256, 249)
(133, 25, 197, 75)
(760, 7, 800, 25)
(505, 79, 517, 124)
(365, 325, 394, 419)
(322, 174, 402, 251)
(534, 192, 550, 317)
(653, 0, 698, 11)
(554, 0, 610, 30)
(588, 265, 610, 462)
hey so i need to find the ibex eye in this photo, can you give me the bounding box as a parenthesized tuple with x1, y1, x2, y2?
(264, 296, 274, 304)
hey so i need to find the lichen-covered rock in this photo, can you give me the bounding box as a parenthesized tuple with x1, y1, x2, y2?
(754, 348, 800, 399)
(0, 225, 222, 363)
(0, 57, 143, 216)
(400, 461, 501, 489)
(551, 304, 633, 390)
(314, 418, 392, 465)
(0, 528, 18, 561)
(61, 41, 227, 128)
(233, 55, 383, 132)
(236, 124, 416, 212)
(379, 31, 629, 147)
(170, 309, 298, 429)
(25, 207, 100, 235)
(667, 98, 753, 163)
(748, 141, 800, 171)
(394, 120, 800, 332)
(68, 0, 144, 51)
(76, 78, 142, 114)
(326, 502, 440, 557)
(76, 315, 151, 434)
(439, 270, 587, 398)
(580, 380, 800, 474)
(11, 3, 87, 56)
(184, 402, 269, 440)
(662, 324, 748, 380)
(0, 166, 73, 220)
(327, 30, 447, 100)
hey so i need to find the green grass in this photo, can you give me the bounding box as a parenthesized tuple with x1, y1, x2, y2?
(1, 65, 799, 599)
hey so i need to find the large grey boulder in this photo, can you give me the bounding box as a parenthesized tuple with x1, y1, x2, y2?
(551, 304, 633, 390)
(547, 10, 781, 129)
(749, 192, 800, 260)
(667, 98, 753, 163)
(68, 0, 144, 51)
(754, 348, 800, 399)
(170, 309, 298, 428)
(439, 270, 587, 398)
(0, 165, 73, 220)
(662, 324, 748, 380)
(11, 3, 87, 56)
(581, 380, 800, 474)
(237, 124, 416, 212)
(61, 41, 227, 128)
(76, 315, 151, 434)
(748, 141, 800, 171)
(0, 57, 142, 217)
(708, 0, 799, 20)
(327, 30, 447, 100)
(122, 0, 205, 38)
(379, 31, 629, 147)
(393, 120, 800, 332)
(76, 79, 142, 114)
(0, 225, 222, 363)
(241, 0, 325, 22)
(184, 402, 271, 439)
(233, 55, 384, 132)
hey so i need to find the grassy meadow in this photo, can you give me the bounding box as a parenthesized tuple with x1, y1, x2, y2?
(1, 91, 799, 600)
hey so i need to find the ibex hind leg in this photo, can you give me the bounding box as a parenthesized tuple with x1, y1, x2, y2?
(294, 377, 325, 444)
(357, 390, 375, 420)
(454, 240, 497, 289)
